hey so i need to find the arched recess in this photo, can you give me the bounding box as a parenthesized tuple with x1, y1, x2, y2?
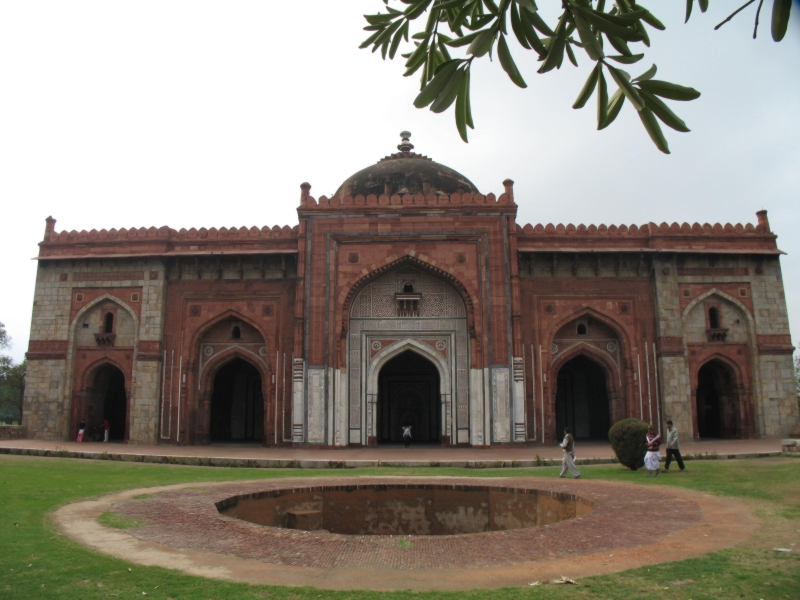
(78, 357, 131, 442)
(200, 348, 270, 443)
(188, 308, 272, 353)
(545, 307, 632, 358)
(196, 337, 271, 444)
(340, 255, 479, 340)
(67, 294, 139, 442)
(691, 353, 751, 439)
(366, 339, 452, 444)
(551, 343, 620, 435)
(682, 288, 754, 324)
(544, 308, 631, 441)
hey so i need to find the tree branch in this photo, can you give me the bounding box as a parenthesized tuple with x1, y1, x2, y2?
(752, 0, 765, 39)
(714, 0, 757, 31)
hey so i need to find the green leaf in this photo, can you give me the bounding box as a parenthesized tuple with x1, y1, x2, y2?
(570, 7, 604, 60)
(638, 107, 670, 154)
(639, 90, 690, 132)
(606, 64, 645, 111)
(467, 28, 497, 57)
(430, 67, 466, 113)
(772, 0, 792, 42)
(365, 13, 401, 25)
(464, 66, 474, 128)
(606, 35, 632, 56)
(455, 68, 471, 142)
(446, 29, 483, 47)
(684, 0, 692, 23)
(360, 29, 383, 49)
(600, 88, 625, 129)
(632, 63, 657, 82)
(404, 38, 430, 69)
(538, 14, 567, 73)
(497, 35, 528, 87)
(389, 22, 408, 59)
(405, 0, 433, 20)
(640, 8, 666, 30)
(637, 79, 701, 101)
(573, 63, 600, 109)
(519, 5, 547, 56)
(514, 0, 538, 11)
(608, 53, 643, 64)
(527, 8, 555, 36)
(483, 0, 500, 15)
(413, 60, 460, 108)
(573, 7, 644, 41)
(565, 42, 578, 67)
(596, 70, 608, 129)
(510, 3, 531, 49)
(698, 0, 709, 12)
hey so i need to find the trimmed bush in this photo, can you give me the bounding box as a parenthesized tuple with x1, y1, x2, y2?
(608, 418, 649, 470)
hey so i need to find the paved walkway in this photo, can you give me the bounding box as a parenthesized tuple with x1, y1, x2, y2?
(0, 438, 783, 468)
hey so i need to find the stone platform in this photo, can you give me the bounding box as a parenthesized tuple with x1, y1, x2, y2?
(0, 438, 784, 469)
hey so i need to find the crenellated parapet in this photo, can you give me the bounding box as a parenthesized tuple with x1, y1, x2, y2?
(37, 217, 299, 260)
(298, 189, 516, 212)
(516, 211, 779, 254)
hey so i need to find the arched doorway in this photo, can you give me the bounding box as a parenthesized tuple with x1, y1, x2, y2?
(696, 359, 739, 439)
(555, 355, 610, 440)
(209, 358, 264, 442)
(377, 350, 440, 444)
(93, 364, 127, 441)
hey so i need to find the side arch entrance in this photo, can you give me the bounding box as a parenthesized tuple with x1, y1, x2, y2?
(209, 357, 264, 443)
(555, 355, 611, 441)
(377, 350, 440, 444)
(82, 362, 128, 442)
(695, 359, 743, 439)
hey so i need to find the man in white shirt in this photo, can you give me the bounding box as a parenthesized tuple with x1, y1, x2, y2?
(558, 427, 581, 479)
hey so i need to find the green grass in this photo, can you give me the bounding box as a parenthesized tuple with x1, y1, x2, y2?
(96, 511, 140, 529)
(0, 455, 798, 599)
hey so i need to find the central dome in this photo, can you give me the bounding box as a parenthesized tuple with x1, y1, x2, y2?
(334, 132, 479, 198)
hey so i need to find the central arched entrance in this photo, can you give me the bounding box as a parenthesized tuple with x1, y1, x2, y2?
(696, 359, 739, 439)
(555, 355, 611, 441)
(209, 358, 264, 443)
(377, 350, 440, 444)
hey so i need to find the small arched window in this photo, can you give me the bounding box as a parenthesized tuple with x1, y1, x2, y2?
(403, 282, 414, 293)
(708, 307, 720, 329)
(577, 323, 588, 335)
(231, 326, 241, 340)
(103, 312, 114, 334)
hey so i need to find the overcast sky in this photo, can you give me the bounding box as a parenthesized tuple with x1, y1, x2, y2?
(1, 2, 798, 363)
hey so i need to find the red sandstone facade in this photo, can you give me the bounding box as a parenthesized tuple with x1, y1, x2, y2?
(22, 134, 798, 446)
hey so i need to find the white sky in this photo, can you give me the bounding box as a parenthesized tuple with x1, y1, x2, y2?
(0, 2, 798, 363)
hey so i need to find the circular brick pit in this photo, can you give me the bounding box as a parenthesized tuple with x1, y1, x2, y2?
(215, 483, 592, 535)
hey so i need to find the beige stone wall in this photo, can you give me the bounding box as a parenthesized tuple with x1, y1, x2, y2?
(653, 254, 798, 439)
(22, 359, 70, 439)
(23, 259, 167, 443)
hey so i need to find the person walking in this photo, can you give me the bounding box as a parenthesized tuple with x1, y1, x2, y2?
(76, 419, 86, 443)
(558, 427, 581, 479)
(664, 420, 685, 472)
(401, 425, 412, 448)
(644, 425, 662, 476)
(102, 418, 111, 443)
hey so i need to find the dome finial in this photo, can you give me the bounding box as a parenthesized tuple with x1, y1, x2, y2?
(398, 131, 414, 153)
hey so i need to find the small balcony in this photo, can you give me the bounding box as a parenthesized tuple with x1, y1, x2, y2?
(706, 328, 728, 343)
(94, 333, 116, 347)
(396, 293, 421, 318)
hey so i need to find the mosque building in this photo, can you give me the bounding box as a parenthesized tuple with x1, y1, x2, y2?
(22, 133, 798, 446)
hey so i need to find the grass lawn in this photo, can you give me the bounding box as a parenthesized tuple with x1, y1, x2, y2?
(0, 455, 798, 599)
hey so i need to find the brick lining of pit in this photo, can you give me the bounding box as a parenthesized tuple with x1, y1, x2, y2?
(111, 477, 704, 570)
(215, 483, 592, 535)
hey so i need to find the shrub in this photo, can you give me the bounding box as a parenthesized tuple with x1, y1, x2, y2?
(608, 418, 649, 470)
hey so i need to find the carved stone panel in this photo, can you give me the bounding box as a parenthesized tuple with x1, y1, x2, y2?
(492, 368, 511, 442)
(307, 368, 325, 444)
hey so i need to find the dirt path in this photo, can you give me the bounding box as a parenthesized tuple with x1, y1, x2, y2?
(53, 477, 759, 591)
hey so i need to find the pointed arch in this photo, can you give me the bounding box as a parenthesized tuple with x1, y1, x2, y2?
(682, 288, 754, 322)
(70, 293, 140, 335)
(80, 355, 129, 390)
(189, 308, 271, 351)
(550, 342, 621, 391)
(341, 254, 479, 339)
(367, 338, 451, 397)
(691, 352, 745, 384)
(198, 346, 270, 394)
(545, 306, 631, 356)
